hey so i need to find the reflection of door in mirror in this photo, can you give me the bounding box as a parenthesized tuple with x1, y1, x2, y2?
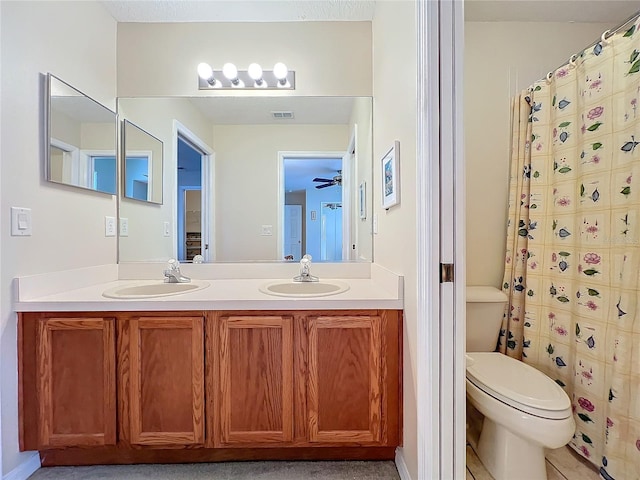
(284, 205, 302, 261)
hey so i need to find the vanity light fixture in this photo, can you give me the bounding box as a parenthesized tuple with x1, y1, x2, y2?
(197, 62, 295, 90)
(197, 62, 218, 87)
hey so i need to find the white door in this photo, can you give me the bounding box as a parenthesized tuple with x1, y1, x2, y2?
(320, 202, 342, 261)
(284, 205, 302, 260)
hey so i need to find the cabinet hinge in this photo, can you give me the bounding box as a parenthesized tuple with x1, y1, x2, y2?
(440, 263, 454, 283)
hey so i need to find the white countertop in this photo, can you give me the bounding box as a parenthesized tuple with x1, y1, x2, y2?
(14, 263, 403, 312)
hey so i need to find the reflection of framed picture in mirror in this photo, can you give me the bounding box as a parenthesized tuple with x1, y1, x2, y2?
(359, 181, 366, 219)
(381, 141, 400, 210)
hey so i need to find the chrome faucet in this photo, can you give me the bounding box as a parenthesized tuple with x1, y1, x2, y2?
(293, 254, 318, 282)
(163, 259, 191, 283)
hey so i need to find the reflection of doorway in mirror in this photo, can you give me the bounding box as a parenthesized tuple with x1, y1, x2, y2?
(279, 152, 348, 261)
(320, 202, 343, 261)
(183, 189, 202, 262)
(124, 155, 151, 200)
(177, 136, 203, 262)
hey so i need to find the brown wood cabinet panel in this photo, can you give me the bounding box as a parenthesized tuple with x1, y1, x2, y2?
(308, 315, 382, 444)
(215, 315, 293, 446)
(37, 317, 116, 448)
(128, 316, 204, 446)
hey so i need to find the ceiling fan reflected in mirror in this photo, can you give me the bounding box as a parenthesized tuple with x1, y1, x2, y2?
(313, 170, 342, 189)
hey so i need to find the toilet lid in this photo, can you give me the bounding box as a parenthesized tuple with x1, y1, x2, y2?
(466, 352, 571, 419)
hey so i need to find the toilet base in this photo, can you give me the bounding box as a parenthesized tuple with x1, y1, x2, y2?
(477, 417, 547, 480)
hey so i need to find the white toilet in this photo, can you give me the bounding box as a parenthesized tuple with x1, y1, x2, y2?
(466, 286, 575, 480)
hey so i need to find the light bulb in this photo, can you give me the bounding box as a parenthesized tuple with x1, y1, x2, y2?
(197, 62, 216, 86)
(248, 63, 263, 80)
(222, 63, 238, 81)
(273, 62, 288, 80)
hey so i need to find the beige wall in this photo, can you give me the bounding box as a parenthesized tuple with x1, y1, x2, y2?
(372, 1, 418, 477)
(212, 124, 348, 261)
(117, 22, 372, 97)
(465, 21, 613, 287)
(0, 1, 117, 476)
(350, 97, 374, 261)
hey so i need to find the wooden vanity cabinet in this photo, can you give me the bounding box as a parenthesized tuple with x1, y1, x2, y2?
(19, 309, 401, 463)
(211, 314, 294, 446)
(118, 314, 205, 447)
(19, 314, 116, 450)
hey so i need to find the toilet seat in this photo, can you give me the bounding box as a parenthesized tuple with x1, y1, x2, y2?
(466, 352, 571, 420)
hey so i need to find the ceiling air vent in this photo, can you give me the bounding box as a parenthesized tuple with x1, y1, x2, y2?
(271, 111, 294, 119)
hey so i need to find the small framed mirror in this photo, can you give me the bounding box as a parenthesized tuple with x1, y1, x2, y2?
(45, 73, 117, 195)
(122, 119, 163, 204)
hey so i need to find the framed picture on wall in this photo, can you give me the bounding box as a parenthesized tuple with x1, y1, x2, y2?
(359, 181, 367, 219)
(381, 141, 400, 210)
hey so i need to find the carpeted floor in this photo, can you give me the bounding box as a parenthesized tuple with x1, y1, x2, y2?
(28, 460, 401, 479)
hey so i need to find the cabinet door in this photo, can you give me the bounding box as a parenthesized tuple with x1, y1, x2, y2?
(216, 315, 293, 446)
(128, 317, 204, 446)
(308, 315, 382, 444)
(37, 317, 116, 448)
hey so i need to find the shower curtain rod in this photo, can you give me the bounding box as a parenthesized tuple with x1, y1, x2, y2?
(541, 8, 640, 81)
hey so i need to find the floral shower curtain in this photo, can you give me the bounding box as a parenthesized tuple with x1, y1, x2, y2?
(500, 18, 640, 479)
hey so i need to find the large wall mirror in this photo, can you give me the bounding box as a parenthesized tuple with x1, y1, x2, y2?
(117, 96, 373, 264)
(45, 73, 117, 194)
(122, 120, 163, 204)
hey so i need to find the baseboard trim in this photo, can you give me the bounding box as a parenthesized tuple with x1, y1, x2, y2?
(395, 447, 412, 480)
(3, 453, 40, 480)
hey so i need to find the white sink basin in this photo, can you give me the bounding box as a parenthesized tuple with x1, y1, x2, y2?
(102, 280, 209, 299)
(259, 280, 350, 297)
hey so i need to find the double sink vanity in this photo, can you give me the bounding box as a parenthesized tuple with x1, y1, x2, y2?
(16, 262, 403, 466)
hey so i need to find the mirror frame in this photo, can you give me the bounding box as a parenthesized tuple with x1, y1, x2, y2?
(44, 73, 118, 195)
(121, 119, 164, 204)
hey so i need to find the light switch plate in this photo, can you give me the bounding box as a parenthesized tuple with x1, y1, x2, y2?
(261, 225, 273, 236)
(105, 216, 116, 237)
(163, 221, 171, 237)
(11, 207, 32, 236)
(373, 213, 379, 234)
(120, 218, 129, 237)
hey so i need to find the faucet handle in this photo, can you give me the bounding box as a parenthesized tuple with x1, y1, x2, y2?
(167, 258, 180, 270)
(302, 254, 312, 261)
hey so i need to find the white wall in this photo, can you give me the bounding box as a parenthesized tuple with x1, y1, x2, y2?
(0, 1, 117, 476)
(464, 21, 612, 287)
(371, 2, 418, 478)
(212, 124, 348, 261)
(117, 22, 372, 97)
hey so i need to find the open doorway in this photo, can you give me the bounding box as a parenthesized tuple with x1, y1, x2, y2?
(174, 121, 214, 262)
(278, 152, 349, 262)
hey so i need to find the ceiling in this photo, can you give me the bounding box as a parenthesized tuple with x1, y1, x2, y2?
(101, 0, 639, 24)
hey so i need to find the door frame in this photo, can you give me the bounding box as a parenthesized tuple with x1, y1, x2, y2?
(415, 1, 465, 479)
(277, 151, 350, 261)
(173, 120, 215, 262)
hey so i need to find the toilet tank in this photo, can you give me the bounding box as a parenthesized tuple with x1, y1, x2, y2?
(466, 286, 509, 352)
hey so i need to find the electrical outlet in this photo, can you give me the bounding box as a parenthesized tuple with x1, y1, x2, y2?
(105, 216, 116, 237)
(120, 218, 129, 237)
(261, 225, 273, 236)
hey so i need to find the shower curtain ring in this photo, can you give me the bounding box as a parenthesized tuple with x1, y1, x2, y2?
(601, 29, 611, 44)
(546, 71, 554, 83)
(569, 54, 578, 67)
